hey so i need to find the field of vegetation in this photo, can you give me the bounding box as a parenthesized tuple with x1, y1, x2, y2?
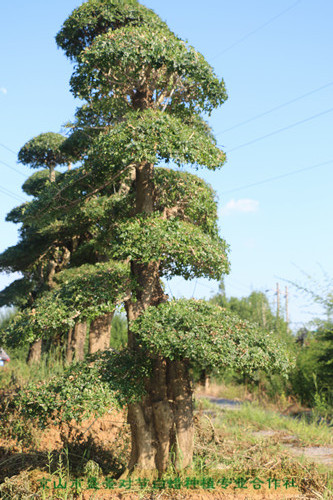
(0, 314, 332, 499)
(1, 239, 332, 500)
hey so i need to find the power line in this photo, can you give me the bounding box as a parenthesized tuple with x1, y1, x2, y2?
(216, 81, 333, 136)
(0, 159, 27, 178)
(227, 278, 250, 292)
(0, 143, 17, 155)
(191, 279, 198, 298)
(220, 159, 333, 195)
(0, 185, 26, 203)
(225, 106, 333, 153)
(211, 0, 301, 60)
(195, 280, 217, 291)
(165, 280, 174, 299)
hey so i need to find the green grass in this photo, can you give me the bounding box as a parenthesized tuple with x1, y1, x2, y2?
(196, 396, 332, 446)
(217, 402, 332, 447)
(1, 355, 332, 499)
(0, 395, 331, 499)
(193, 398, 332, 498)
(197, 380, 250, 400)
(0, 348, 66, 390)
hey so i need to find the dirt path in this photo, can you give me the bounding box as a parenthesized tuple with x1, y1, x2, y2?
(201, 395, 333, 468)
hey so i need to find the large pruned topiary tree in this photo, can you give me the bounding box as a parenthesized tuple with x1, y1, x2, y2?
(1, 0, 293, 477)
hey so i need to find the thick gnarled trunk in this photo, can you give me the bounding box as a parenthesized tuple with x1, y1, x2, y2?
(168, 361, 194, 470)
(126, 359, 194, 476)
(88, 312, 113, 354)
(66, 321, 87, 362)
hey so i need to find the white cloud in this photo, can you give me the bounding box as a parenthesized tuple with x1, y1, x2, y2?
(0, 88, 7, 95)
(221, 198, 259, 216)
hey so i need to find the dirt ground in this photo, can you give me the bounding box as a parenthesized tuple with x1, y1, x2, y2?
(38, 409, 128, 452)
(0, 404, 330, 499)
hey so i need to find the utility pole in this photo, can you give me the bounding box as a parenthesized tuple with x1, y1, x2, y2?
(276, 282, 280, 318)
(261, 297, 266, 327)
(285, 286, 289, 328)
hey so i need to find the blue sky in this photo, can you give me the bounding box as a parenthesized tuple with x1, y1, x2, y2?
(1, 0, 332, 331)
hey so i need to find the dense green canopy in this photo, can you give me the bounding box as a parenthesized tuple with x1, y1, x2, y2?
(2, 261, 131, 346)
(131, 299, 293, 376)
(18, 132, 71, 169)
(85, 111, 226, 175)
(0, 278, 34, 308)
(21, 170, 61, 197)
(70, 25, 227, 115)
(110, 216, 229, 279)
(16, 361, 118, 428)
(60, 129, 94, 161)
(56, 0, 169, 60)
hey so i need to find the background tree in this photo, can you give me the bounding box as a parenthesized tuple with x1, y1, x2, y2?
(0, 133, 73, 363)
(0, 128, 124, 361)
(209, 287, 296, 399)
(211, 288, 291, 339)
(289, 272, 333, 407)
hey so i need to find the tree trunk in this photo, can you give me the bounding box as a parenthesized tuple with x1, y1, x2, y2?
(127, 399, 157, 477)
(126, 270, 193, 475)
(168, 360, 194, 470)
(27, 338, 42, 365)
(49, 164, 55, 182)
(66, 321, 87, 362)
(88, 312, 113, 354)
(126, 358, 194, 476)
(125, 261, 171, 476)
(66, 328, 73, 363)
(199, 369, 211, 392)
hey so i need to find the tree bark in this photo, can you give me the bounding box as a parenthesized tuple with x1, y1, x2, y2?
(199, 369, 211, 392)
(168, 360, 194, 470)
(88, 312, 113, 354)
(66, 321, 87, 362)
(127, 399, 156, 476)
(27, 338, 42, 365)
(151, 358, 174, 473)
(66, 328, 73, 363)
(126, 269, 194, 475)
(126, 357, 194, 476)
(125, 258, 170, 476)
(49, 164, 55, 182)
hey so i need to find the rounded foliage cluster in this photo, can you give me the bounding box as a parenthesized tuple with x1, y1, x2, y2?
(154, 168, 219, 236)
(86, 110, 226, 175)
(1, 261, 131, 345)
(16, 361, 118, 428)
(131, 299, 294, 376)
(111, 215, 229, 280)
(71, 24, 227, 114)
(18, 132, 71, 169)
(96, 349, 152, 406)
(21, 170, 61, 196)
(56, 0, 169, 60)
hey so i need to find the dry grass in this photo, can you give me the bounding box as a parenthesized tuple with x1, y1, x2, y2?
(0, 377, 332, 499)
(191, 400, 332, 499)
